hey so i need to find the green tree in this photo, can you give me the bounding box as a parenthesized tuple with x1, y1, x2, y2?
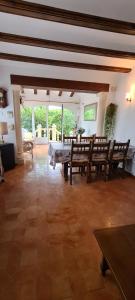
(21, 106, 76, 136)
(48, 108, 76, 135)
(63, 109, 76, 135)
(35, 106, 46, 128)
(21, 107, 32, 132)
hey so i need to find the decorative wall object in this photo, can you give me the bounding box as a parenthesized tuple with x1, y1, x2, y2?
(0, 88, 8, 108)
(84, 103, 97, 121)
(104, 103, 117, 138)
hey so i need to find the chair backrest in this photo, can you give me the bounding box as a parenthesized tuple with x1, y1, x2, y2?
(110, 139, 130, 160)
(71, 141, 91, 162)
(63, 135, 77, 144)
(94, 136, 107, 143)
(90, 141, 111, 161)
(80, 136, 94, 143)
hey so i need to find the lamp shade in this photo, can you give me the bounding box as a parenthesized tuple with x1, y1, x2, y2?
(0, 122, 8, 135)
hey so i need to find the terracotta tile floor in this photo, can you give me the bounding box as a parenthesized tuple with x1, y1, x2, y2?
(0, 145, 135, 300)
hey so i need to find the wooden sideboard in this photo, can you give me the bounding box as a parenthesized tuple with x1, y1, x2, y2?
(0, 143, 15, 171)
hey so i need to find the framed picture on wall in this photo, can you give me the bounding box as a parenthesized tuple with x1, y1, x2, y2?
(84, 103, 97, 121)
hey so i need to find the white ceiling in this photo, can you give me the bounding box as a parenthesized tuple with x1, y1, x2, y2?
(25, 0, 135, 22)
(21, 89, 81, 104)
(0, 13, 135, 52)
(0, 0, 135, 88)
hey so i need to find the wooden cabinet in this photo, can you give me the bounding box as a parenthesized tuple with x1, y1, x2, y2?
(0, 143, 15, 171)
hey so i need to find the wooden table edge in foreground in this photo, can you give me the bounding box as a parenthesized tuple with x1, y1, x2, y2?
(94, 224, 135, 300)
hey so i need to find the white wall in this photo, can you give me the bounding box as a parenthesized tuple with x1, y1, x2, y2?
(0, 66, 16, 144)
(114, 67, 135, 145)
(79, 93, 99, 135)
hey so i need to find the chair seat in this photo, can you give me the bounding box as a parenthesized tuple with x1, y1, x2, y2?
(110, 157, 125, 162)
(69, 159, 88, 167)
(91, 159, 108, 164)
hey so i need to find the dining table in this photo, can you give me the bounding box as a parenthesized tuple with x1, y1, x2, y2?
(48, 141, 135, 179)
(94, 224, 135, 300)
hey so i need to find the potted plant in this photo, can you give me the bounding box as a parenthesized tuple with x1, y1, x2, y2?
(104, 103, 117, 139)
(77, 127, 85, 141)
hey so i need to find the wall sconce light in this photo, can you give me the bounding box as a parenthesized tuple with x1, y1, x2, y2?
(126, 93, 132, 102)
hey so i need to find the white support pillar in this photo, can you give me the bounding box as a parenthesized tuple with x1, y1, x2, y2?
(96, 92, 108, 136)
(32, 107, 35, 138)
(13, 89, 24, 164)
(46, 105, 49, 142)
(61, 104, 64, 142)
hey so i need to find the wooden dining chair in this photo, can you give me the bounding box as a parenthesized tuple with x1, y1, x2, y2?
(63, 135, 77, 144)
(69, 141, 91, 185)
(80, 136, 94, 143)
(23, 141, 34, 159)
(109, 139, 130, 178)
(87, 140, 111, 182)
(94, 136, 107, 143)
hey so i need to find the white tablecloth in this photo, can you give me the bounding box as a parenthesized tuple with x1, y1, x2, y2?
(48, 142, 71, 168)
(48, 142, 135, 171)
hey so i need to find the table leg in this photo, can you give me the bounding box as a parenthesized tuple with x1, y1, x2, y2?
(64, 162, 68, 181)
(100, 256, 109, 276)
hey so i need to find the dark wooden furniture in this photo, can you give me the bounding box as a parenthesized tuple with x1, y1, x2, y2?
(0, 143, 15, 171)
(0, 151, 4, 182)
(109, 139, 130, 177)
(63, 135, 77, 144)
(80, 136, 94, 143)
(69, 141, 91, 185)
(94, 224, 135, 300)
(94, 136, 107, 142)
(87, 141, 110, 182)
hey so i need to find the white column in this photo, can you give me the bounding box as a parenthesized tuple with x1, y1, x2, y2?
(61, 104, 64, 142)
(46, 105, 49, 142)
(96, 92, 108, 136)
(32, 107, 35, 138)
(13, 89, 24, 164)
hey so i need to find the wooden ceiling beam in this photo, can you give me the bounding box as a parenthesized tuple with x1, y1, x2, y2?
(0, 53, 131, 73)
(10, 75, 110, 93)
(70, 92, 75, 97)
(0, 0, 135, 35)
(21, 86, 24, 94)
(34, 88, 37, 94)
(0, 32, 135, 60)
(58, 91, 62, 96)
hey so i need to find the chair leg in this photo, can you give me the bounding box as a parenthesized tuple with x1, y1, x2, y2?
(87, 163, 91, 183)
(64, 162, 68, 181)
(122, 160, 126, 178)
(108, 163, 112, 179)
(104, 164, 108, 181)
(70, 167, 72, 185)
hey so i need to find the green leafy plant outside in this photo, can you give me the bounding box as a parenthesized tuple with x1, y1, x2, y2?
(21, 106, 76, 135)
(104, 103, 117, 139)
